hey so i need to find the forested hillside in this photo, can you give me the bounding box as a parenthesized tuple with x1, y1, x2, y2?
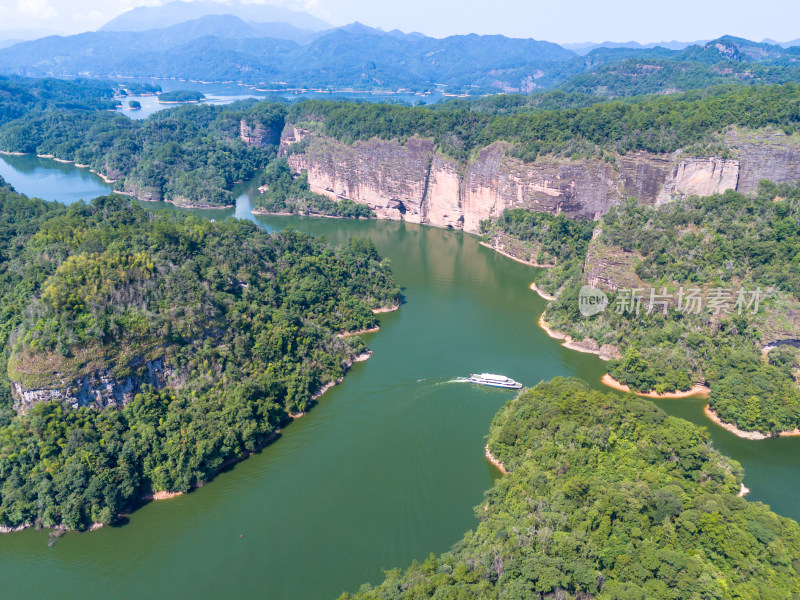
(0, 101, 284, 207)
(2, 82, 799, 213)
(342, 378, 800, 599)
(0, 76, 120, 127)
(0, 187, 400, 530)
(288, 84, 800, 161)
(512, 182, 800, 436)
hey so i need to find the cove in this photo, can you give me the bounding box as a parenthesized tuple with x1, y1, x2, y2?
(0, 155, 798, 599)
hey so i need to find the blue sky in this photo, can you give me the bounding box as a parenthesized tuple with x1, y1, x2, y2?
(1, 0, 798, 43)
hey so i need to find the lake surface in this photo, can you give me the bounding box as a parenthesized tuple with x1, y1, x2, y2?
(0, 155, 799, 598)
(113, 77, 445, 120)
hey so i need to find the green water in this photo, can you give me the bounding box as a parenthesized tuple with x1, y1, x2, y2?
(0, 155, 798, 599)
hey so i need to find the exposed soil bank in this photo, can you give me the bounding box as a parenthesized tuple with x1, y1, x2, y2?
(602, 374, 710, 399)
(372, 304, 400, 314)
(484, 445, 507, 474)
(529, 282, 556, 301)
(537, 314, 618, 361)
(703, 405, 800, 440)
(339, 326, 380, 337)
(479, 241, 555, 268)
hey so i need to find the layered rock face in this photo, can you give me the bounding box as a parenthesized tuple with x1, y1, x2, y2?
(281, 127, 800, 233)
(289, 136, 435, 222)
(736, 142, 800, 194)
(656, 157, 739, 203)
(11, 358, 171, 414)
(240, 117, 283, 148)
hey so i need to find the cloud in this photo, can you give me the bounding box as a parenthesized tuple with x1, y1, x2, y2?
(71, 10, 108, 26)
(118, 0, 163, 12)
(16, 0, 57, 19)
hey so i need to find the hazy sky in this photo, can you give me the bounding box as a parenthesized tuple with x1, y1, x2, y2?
(1, 0, 799, 43)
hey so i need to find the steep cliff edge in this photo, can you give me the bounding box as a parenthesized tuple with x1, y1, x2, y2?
(280, 127, 800, 232)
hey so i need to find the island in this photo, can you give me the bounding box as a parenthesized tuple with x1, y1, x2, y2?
(156, 90, 206, 104)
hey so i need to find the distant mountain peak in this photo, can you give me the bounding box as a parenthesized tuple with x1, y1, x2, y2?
(100, 0, 331, 33)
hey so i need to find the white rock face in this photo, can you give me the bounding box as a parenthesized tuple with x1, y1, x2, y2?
(656, 157, 740, 204)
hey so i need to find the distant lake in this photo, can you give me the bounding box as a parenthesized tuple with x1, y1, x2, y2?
(114, 77, 446, 119)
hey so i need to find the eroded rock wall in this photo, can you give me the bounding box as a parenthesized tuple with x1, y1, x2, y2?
(657, 157, 739, 203)
(240, 117, 283, 148)
(737, 143, 800, 194)
(281, 128, 800, 233)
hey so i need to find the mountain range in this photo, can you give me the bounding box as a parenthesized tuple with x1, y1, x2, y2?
(0, 1, 799, 96)
(99, 0, 331, 32)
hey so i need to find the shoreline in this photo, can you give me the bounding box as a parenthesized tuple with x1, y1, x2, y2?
(250, 208, 371, 220)
(0, 151, 28, 156)
(137, 349, 372, 499)
(479, 241, 555, 268)
(602, 373, 710, 399)
(484, 445, 507, 474)
(537, 314, 617, 361)
(339, 326, 380, 337)
(89, 169, 118, 184)
(703, 405, 800, 440)
(529, 281, 557, 301)
(372, 304, 400, 314)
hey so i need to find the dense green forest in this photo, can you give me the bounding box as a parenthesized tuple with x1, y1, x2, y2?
(0, 187, 400, 530)
(252, 158, 373, 218)
(0, 76, 120, 127)
(524, 182, 800, 435)
(0, 101, 282, 207)
(288, 84, 800, 162)
(343, 378, 800, 599)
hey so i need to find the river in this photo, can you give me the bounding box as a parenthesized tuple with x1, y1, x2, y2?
(0, 155, 798, 599)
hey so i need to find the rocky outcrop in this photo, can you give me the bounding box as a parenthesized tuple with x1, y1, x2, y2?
(285, 133, 627, 232)
(289, 136, 435, 223)
(736, 143, 800, 194)
(240, 117, 283, 148)
(123, 179, 162, 202)
(460, 144, 623, 231)
(11, 357, 172, 413)
(281, 127, 800, 233)
(656, 157, 739, 203)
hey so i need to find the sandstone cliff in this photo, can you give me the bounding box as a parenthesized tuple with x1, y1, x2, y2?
(240, 116, 283, 148)
(279, 126, 800, 233)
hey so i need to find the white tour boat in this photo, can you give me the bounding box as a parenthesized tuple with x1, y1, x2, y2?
(469, 373, 522, 389)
